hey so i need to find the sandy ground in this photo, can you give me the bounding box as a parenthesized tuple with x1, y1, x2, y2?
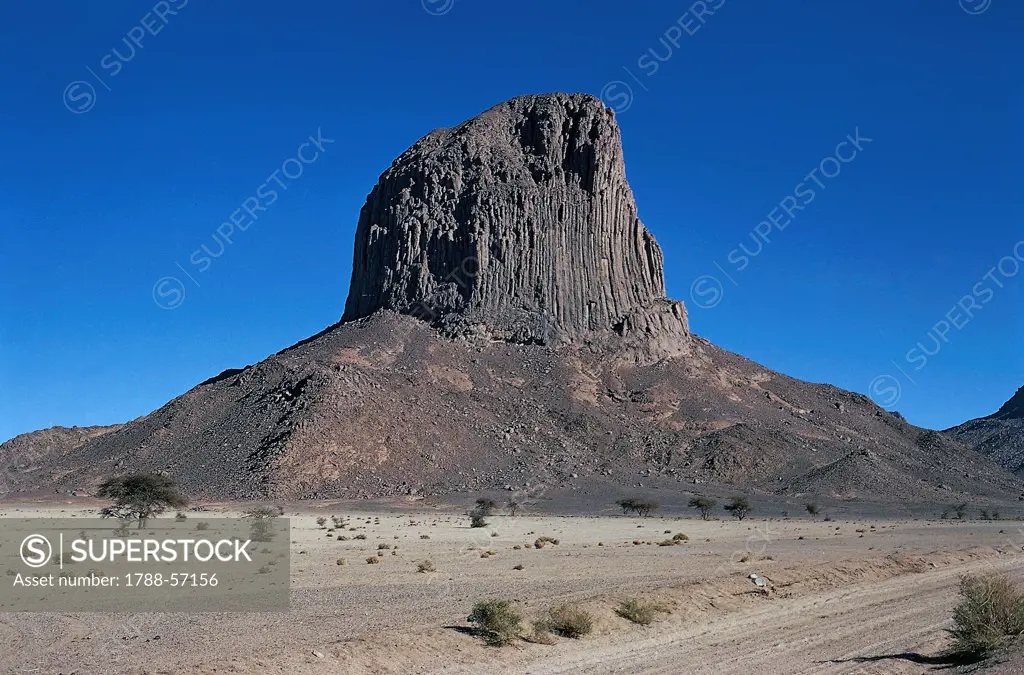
(1, 501, 1023, 674)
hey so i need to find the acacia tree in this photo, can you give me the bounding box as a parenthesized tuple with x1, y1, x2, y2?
(97, 473, 187, 528)
(723, 496, 752, 521)
(688, 497, 717, 521)
(615, 497, 658, 518)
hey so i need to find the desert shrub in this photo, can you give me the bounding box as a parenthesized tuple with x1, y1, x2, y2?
(174, 511, 187, 522)
(672, 532, 688, 542)
(331, 516, 347, 529)
(512, 564, 524, 570)
(954, 503, 969, 520)
(805, 503, 820, 516)
(337, 535, 349, 541)
(616, 598, 662, 626)
(534, 536, 559, 549)
(723, 496, 752, 520)
(542, 604, 593, 639)
(195, 521, 210, 531)
(507, 500, 520, 516)
(377, 543, 391, 550)
(417, 559, 436, 573)
(316, 516, 327, 528)
(354, 534, 367, 540)
(688, 497, 716, 520)
(470, 512, 489, 528)
(336, 558, 345, 566)
(524, 620, 557, 645)
(420, 534, 430, 539)
(366, 557, 380, 565)
(468, 599, 522, 646)
(948, 574, 1024, 656)
(474, 498, 497, 516)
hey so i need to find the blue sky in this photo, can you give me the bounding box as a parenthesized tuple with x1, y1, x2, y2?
(0, 0, 1021, 443)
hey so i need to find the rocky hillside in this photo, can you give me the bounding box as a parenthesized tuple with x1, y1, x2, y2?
(947, 386, 1024, 473)
(2, 93, 1020, 504)
(0, 424, 119, 494)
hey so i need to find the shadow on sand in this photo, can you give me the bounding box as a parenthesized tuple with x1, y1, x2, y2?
(824, 651, 985, 670)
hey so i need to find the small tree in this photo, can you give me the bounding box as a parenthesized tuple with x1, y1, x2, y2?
(507, 500, 520, 517)
(805, 502, 820, 517)
(96, 473, 187, 528)
(723, 496, 751, 521)
(634, 500, 659, 518)
(954, 503, 969, 520)
(688, 497, 716, 521)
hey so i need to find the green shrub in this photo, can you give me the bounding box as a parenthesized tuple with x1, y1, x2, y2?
(948, 574, 1024, 656)
(468, 599, 522, 646)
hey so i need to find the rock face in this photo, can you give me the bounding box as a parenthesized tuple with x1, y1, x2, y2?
(947, 386, 1024, 474)
(342, 93, 687, 347)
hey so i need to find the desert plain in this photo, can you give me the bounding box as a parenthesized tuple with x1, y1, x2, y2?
(2, 498, 1023, 674)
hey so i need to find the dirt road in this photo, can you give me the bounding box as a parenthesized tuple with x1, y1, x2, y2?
(514, 557, 1024, 675)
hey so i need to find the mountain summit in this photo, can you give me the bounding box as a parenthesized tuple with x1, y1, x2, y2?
(342, 93, 687, 348)
(1, 94, 1020, 503)
(990, 386, 1024, 421)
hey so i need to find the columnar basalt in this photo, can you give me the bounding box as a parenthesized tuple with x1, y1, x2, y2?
(342, 93, 688, 348)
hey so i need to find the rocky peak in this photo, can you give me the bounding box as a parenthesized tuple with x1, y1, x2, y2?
(342, 92, 687, 349)
(991, 386, 1024, 420)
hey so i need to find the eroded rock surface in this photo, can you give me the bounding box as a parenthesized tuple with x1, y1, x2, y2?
(342, 93, 688, 348)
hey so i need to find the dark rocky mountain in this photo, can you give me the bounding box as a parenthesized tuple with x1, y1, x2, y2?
(947, 386, 1024, 474)
(0, 425, 120, 494)
(2, 93, 1021, 504)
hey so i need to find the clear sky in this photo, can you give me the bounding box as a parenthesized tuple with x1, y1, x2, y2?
(1, 0, 1021, 443)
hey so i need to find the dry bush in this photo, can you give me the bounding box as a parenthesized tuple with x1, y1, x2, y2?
(541, 604, 594, 639)
(366, 557, 380, 564)
(948, 574, 1024, 656)
(468, 599, 522, 646)
(417, 560, 436, 573)
(616, 598, 666, 626)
